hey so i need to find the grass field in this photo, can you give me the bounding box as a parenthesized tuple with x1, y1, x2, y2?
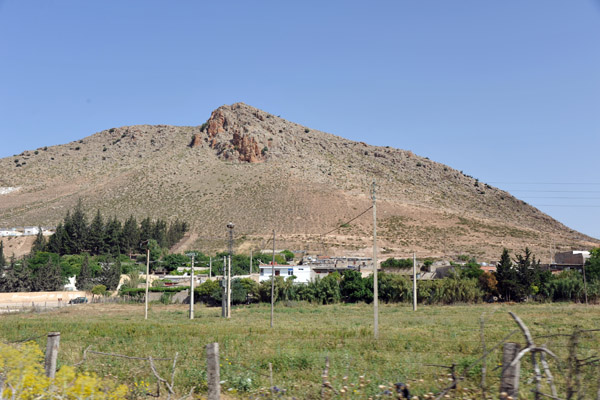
(1, 302, 599, 399)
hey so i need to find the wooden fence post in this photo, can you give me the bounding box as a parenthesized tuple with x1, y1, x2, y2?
(500, 342, 521, 399)
(44, 332, 61, 378)
(206, 342, 220, 400)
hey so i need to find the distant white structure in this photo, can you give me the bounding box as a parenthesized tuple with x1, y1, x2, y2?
(24, 227, 40, 236)
(259, 264, 313, 284)
(0, 226, 55, 237)
(0, 187, 20, 195)
(0, 228, 22, 237)
(64, 276, 78, 291)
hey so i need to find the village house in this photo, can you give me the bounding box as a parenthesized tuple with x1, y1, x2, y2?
(0, 228, 22, 237)
(547, 250, 591, 274)
(23, 226, 39, 236)
(258, 264, 312, 283)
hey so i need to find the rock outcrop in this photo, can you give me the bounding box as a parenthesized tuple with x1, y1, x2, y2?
(199, 103, 267, 163)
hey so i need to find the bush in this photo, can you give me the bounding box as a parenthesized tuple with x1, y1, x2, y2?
(381, 258, 412, 269)
(418, 278, 483, 304)
(280, 250, 294, 262)
(378, 272, 410, 303)
(0, 341, 128, 398)
(120, 286, 188, 297)
(91, 284, 107, 297)
(340, 270, 371, 303)
(160, 292, 173, 304)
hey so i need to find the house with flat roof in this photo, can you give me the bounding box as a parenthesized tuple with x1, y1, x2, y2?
(259, 264, 313, 283)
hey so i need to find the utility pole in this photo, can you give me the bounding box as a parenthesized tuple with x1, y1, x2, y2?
(372, 180, 379, 339)
(186, 252, 195, 319)
(221, 256, 227, 318)
(271, 229, 275, 328)
(413, 252, 417, 311)
(227, 223, 234, 319)
(145, 244, 150, 320)
(227, 255, 232, 318)
(582, 262, 589, 305)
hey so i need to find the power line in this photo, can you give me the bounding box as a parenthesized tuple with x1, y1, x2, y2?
(321, 206, 373, 237)
(509, 190, 600, 193)
(532, 204, 600, 208)
(518, 196, 600, 200)
(488, 182, 600, 185)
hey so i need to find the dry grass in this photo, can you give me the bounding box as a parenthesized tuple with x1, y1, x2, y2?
(1, 302, 599, 398)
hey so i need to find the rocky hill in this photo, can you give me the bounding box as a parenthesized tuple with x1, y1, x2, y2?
(0, 103, 597, 261)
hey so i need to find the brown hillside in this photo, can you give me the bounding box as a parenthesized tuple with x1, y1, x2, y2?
(0, 103, 597, 261)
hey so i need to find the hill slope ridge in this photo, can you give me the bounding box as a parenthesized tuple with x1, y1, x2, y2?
(0, 102, 596, 259)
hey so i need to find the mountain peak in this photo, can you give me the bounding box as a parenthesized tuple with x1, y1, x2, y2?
(191, 103, 311, 163)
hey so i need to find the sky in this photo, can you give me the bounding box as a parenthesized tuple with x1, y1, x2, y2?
(0, 1, 599, 239)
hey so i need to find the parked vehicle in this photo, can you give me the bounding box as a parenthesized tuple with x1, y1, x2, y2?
(68, 297, 88, 304)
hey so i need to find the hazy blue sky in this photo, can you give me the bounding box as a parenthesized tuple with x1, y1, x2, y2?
(1, 1, 599, 239)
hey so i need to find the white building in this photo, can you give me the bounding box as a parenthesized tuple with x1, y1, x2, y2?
(0, 228, 22, 237)
(24, 227, 40, 236)
(258, 264, 313, 284)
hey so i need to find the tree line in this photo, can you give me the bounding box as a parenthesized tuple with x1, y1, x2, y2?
(121, 247, 600, 306)
(179, 247, 600, 306)
(40, 200, 188, 256)
(0, 252, 123, 293)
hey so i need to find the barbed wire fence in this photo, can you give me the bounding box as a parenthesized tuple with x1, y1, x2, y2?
(3, 310, 600, 399)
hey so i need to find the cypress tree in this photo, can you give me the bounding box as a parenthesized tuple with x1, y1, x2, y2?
(77, 253, 93, 291)
(65, 199, 88, 254)
(31, 227, 46, 254)
(46, 223, 64, 255)
(98, 256, 121, 290)
(139, 217, 152, 246)
(514, 247, 540, 300)
(0, 257, 32, 292)
(36, 257, 64, 291)
(121, 215, 139, 254)
(105, 217, 123, 256)
(152, 219, 168, 248)
(88, 209, 106, 255)
(495, 248, 518, 301)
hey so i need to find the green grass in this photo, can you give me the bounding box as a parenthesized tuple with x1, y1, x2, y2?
(1, 302, 599, 399)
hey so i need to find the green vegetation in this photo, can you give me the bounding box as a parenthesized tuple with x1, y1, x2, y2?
(46, 200, 188, 256)
(91, 284, 107, 297)
(381, 257, 412, 269)
(0, 303, 598, 399)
